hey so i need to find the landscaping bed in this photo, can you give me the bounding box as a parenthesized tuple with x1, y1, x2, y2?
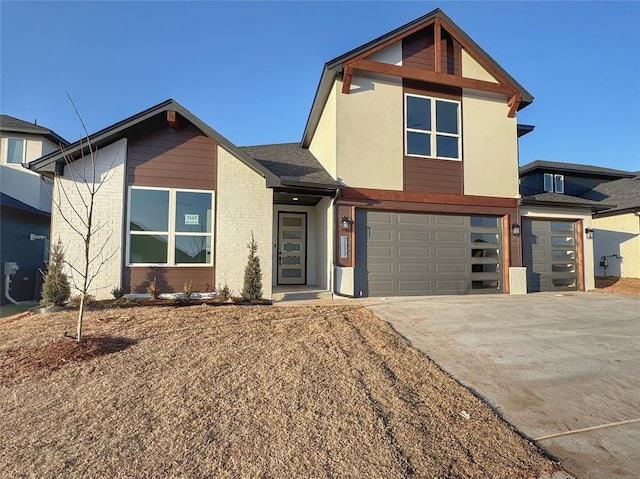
(0, 304, 556, 478)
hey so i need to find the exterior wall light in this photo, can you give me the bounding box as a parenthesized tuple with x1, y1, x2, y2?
(511, 223, 521, 236)
(341, 216, 353, 231)
(585, 227, 594, 239)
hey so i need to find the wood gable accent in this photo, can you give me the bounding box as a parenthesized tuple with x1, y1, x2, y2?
(341, 16, 521, 117)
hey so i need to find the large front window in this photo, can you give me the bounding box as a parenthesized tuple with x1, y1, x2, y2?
(405, 94, 461, 160)
(127, 187, 213, 266)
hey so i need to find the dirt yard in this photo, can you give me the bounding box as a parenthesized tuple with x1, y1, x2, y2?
(593, 276, 640, 296)
(1, 304, 556, 478)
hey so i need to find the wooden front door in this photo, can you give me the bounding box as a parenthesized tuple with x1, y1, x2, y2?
(277, 212, 306, 285)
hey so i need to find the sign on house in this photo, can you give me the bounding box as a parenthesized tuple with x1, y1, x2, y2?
(184, 214, 200, 225)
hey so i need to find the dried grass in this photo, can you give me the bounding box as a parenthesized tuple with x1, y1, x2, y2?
(0, 305, 554, 478)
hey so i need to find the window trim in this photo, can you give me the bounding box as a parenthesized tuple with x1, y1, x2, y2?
(5, 137, 26, 165)
(404, 93, 462, 161)
(126, 186, 214, 267)
(543, 173, 565, 193)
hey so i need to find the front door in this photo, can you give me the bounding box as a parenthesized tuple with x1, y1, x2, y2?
(277, 212, 306, 285)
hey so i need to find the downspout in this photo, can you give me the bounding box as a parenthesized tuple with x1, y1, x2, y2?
(4, 273, 22, 305)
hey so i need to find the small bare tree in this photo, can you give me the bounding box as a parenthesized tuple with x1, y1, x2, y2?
(51, 94, 119, 342)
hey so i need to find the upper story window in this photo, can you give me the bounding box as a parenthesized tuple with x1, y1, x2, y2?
(543, 173, 565, 193)
(6, 138, 25, 164)
(127, 186, 214, 266)
(405, 94, 461, 160)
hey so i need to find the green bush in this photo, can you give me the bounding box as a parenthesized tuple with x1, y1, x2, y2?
(111, 286, 125, 299)
(40, 240, 71, 306)
(217, 283, 232, 302)
(242, 233, 263, 300)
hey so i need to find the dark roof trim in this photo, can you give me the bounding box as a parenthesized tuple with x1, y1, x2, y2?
(520, 195, 613, 212)
(519, 160, 635, 178)
(594, 207, 640, 219)
(301, 8, 534, 147)
(0, 192, 50, 217)
(517, 124, 535, 138)
(26, 99, 282, 187)
(0, 114, 69, 146)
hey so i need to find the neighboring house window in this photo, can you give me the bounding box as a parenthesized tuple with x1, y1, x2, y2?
(127, 187, 214, 266)
(543, 173, 565, 193)
(6, 138, 25, 164)
(405, 94, 461, 160)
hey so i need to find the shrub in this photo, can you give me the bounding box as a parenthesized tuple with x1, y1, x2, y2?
(111, 286, 125, 299)
(70, 294, 95, 309)
(242, 233, 263, 300)
(174, 279, 196, 305)
(146, 277, 160, 299)
(217, 283, 232, 302)
(40, 240, 71, 306)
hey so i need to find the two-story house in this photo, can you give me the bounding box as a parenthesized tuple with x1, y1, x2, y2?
(520, 160, 639, 283)
(0, 115, 68, 304)
(28, 9, 547, 299)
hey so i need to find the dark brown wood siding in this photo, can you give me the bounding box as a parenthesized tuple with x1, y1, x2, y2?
(402, 26, 462, 75)
(124, 115, 217, 294)
(404, 158, 463, 194)
(123, 267, 215, 295)
(127, 121, 217, 190)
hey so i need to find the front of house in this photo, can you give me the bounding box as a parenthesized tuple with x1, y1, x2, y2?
(30, 8, 603, 300)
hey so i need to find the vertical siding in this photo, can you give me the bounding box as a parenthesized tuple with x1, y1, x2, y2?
(124, 116, 217, 294)
(402, 26, 461, 75)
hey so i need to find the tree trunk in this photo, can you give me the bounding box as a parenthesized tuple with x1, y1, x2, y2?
(77, 293, 84, 342)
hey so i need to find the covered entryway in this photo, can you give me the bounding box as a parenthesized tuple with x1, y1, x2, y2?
(522, 218, 579, 292)
(355, 210, 503, 296)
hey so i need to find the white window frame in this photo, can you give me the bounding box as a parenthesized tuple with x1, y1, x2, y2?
(404, 93, 462, 161)
(5, 137, 26, 165)
(126, 186, 214, 267)
(543, 173, 565, 193)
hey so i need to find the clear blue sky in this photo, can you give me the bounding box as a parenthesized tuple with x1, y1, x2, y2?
(1, 1, 639, 171)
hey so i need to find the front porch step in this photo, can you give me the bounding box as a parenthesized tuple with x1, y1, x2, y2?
(272, 289, 333, 302)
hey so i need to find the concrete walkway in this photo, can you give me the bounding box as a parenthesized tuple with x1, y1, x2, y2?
(364, 293, 640, 479)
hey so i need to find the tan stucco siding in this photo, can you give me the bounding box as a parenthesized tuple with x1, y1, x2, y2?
(336, 74, 404, 190)
(51, 139, 127, 300)
(461, 49, 499, 83)
(309, 82, 337, 179)
(462, 90, 519, 198)
(593, 213, 640, 278)
(368, 41, 402, 65)
(216, 147, 273, 299)
(520, 206, 595, 291)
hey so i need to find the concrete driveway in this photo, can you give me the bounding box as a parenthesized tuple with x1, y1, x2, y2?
(364, 293, 640, 479)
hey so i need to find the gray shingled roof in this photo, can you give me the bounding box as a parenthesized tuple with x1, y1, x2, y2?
(581, 176, 640, 215)
(519, 160, 635, 178)
(240, 143, 340, 188)
(520, 192, 613, 211)
(0, 114, 68, 145)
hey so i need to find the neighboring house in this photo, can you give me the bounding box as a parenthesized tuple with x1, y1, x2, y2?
(29, 8, 564, 299)
(0, 115, 68, 304)
(519, 160, 639, 288)
(586, 176, 640, 279)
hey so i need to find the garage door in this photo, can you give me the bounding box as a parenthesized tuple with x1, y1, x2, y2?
(354, 210, 503, 296)
(522, 219, 578, 292)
